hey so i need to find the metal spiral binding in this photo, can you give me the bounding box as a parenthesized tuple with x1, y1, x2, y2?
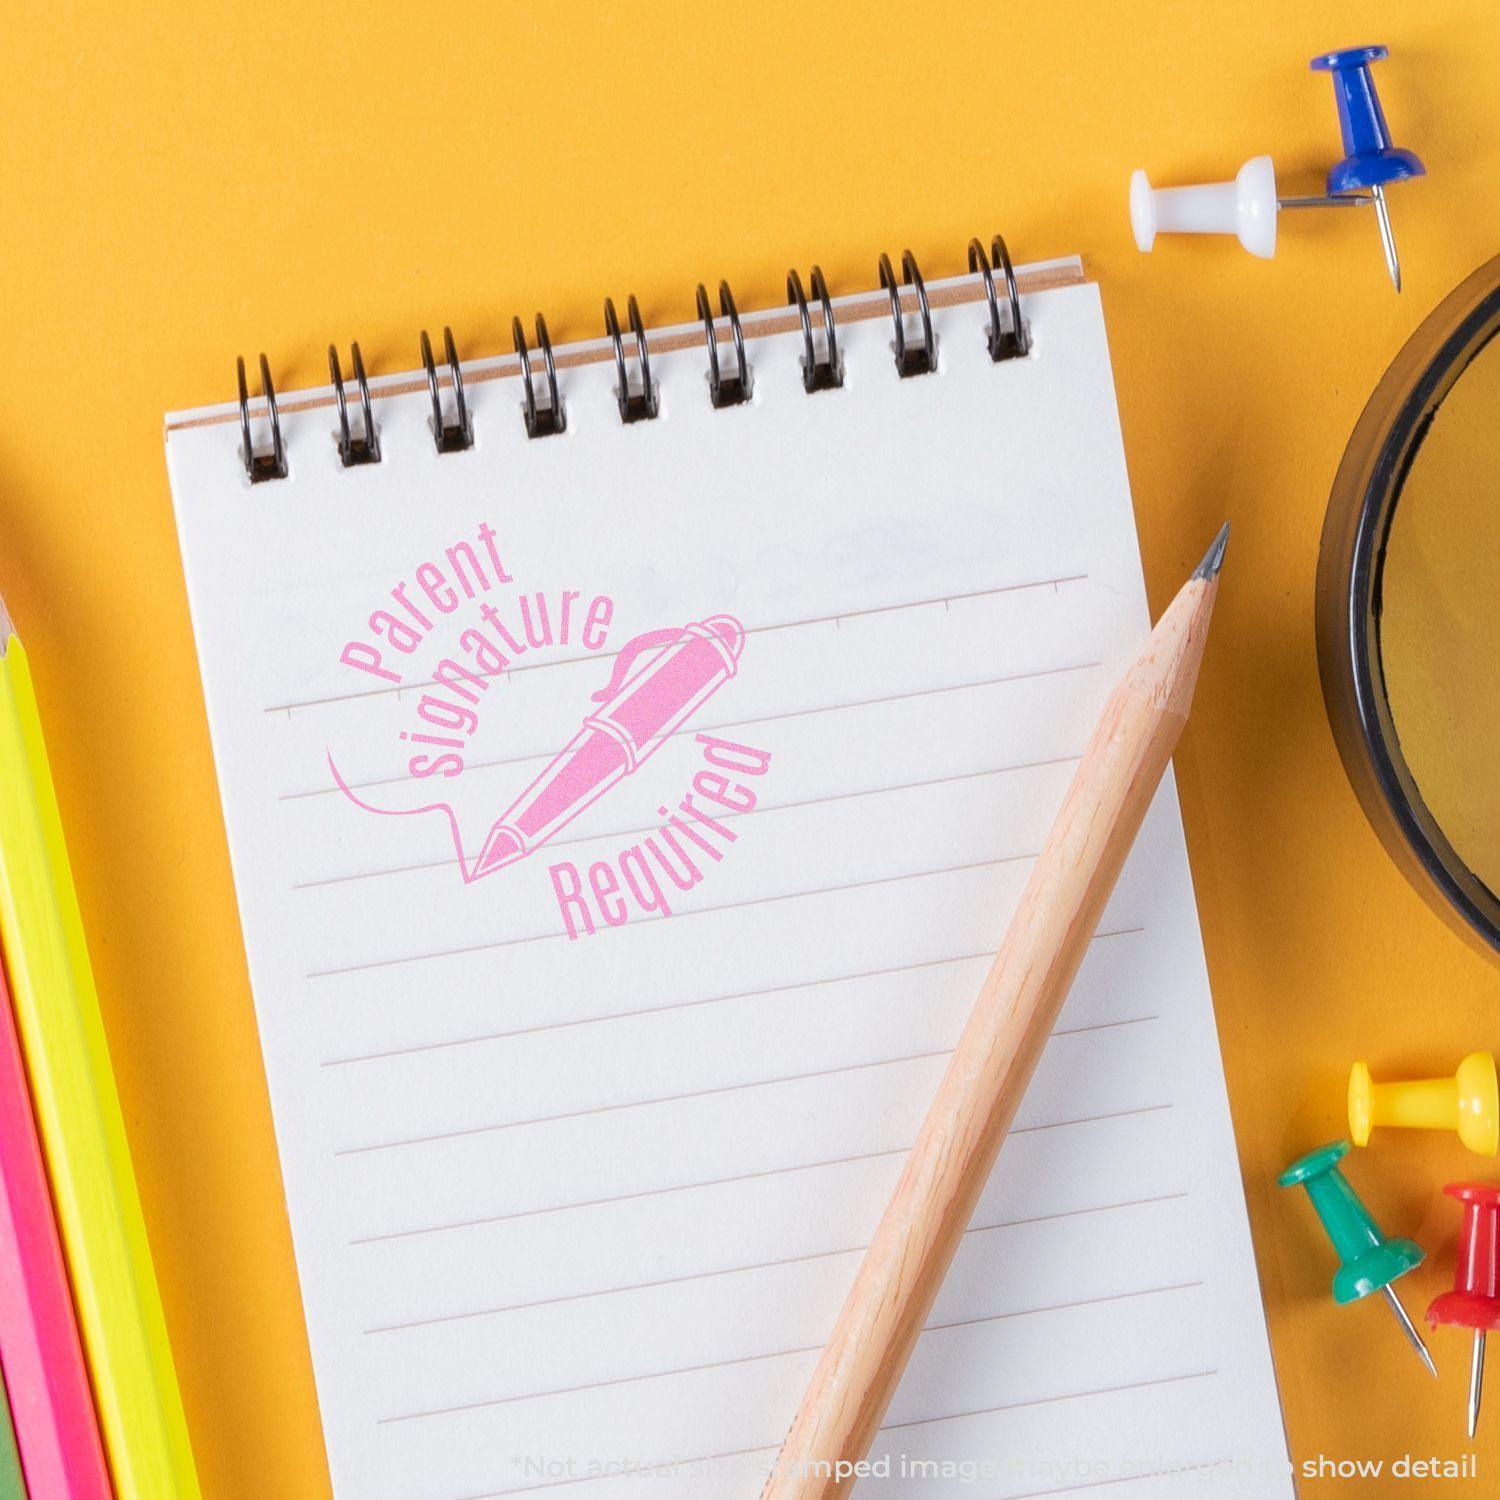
(604, 295, 657, 422)
(878, 249, 936, 377)
(513, 314, 566, 438)
(328, 343, 381, 465)
(420, 327, 474, 452)
(232, 231, 1032, 478)
(968, 235, 1030, 361)
(787, 266, 842, 392)
(236, 354, 287, 482)
(696, 281, 752, 408)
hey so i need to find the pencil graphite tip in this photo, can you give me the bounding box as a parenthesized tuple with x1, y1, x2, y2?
(1192, 522, 1230, 581)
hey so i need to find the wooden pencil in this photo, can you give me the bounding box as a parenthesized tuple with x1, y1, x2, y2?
(761, 525, 1229, 1500)
(0, 593, 201, 1499)
(0, 953, 112, 1499)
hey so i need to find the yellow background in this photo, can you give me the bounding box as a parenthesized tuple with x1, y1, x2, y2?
(2, 2, 1498, 1493)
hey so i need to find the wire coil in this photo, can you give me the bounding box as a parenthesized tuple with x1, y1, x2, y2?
(968, 235, 1029, 361)
(787, 267, 842, 393)
(514, 314, 565, 438)
(329, 343, 381, 466)
(237, 354, 287, 482)
(421, 327, 474, 452)
(697, 280, 752, 408)
(604, 295, 657, 422)
(878, 249, 936, 377)
(232, 232, 1031, 478)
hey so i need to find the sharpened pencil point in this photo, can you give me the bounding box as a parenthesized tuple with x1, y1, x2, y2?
(1193, 522, 1230, 580)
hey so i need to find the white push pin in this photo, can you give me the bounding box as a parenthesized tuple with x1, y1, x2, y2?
(1130, 155, 1370, 260)
(1130, 155, 1278, 258)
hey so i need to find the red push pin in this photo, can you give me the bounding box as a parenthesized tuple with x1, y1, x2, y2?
(1427, 1183, 1500, 1436)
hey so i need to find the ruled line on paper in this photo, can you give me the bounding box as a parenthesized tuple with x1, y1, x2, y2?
(442, 1368, 1221, 1500)
(881, 1369, 1220, 1434)
(322, 949, 994, 1065)
(347, 1104, 1175, 1245)
(334, 1016, 1162, 1158)
(261, 574, 1091, 716)
(278, 657, 1100, 802)
(318, 929, 1145, 1067)
(307, 849, 1044, 979)
(335, 1046, 953, 1157)
(441, 1362, 1218, 1500)
(363, 1188, 1190, 1334)
(293, 754, 1086, 890)
(349, 1144, 910, 1245)
(377, 1282, 1204, 1426)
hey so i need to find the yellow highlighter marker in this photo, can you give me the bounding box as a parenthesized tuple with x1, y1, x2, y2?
(0, 595, 200, 1499)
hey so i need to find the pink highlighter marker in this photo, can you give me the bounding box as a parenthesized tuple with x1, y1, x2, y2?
(473, 614, 745, 878)
(0, 956, 113, 1499)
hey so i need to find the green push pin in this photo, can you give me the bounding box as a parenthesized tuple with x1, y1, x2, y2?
(1279, 1140, 1437, 1376)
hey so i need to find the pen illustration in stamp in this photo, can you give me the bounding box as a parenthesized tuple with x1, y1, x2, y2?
(325, 521, 771, 934)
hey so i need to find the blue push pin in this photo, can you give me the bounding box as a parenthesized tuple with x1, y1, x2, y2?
(1311, 45, 1425, 292)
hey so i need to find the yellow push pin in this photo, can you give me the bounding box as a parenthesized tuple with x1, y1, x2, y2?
(1349, 1053, 1499, 1156)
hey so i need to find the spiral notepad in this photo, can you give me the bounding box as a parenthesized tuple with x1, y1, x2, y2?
(164, 242, 1291, 1499)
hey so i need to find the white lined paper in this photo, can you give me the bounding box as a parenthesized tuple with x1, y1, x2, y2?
(165, 268, 1290, 1498)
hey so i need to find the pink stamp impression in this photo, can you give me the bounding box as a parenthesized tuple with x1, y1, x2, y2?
(473, 614, 746, 876)
(325, 525, 766, 929)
